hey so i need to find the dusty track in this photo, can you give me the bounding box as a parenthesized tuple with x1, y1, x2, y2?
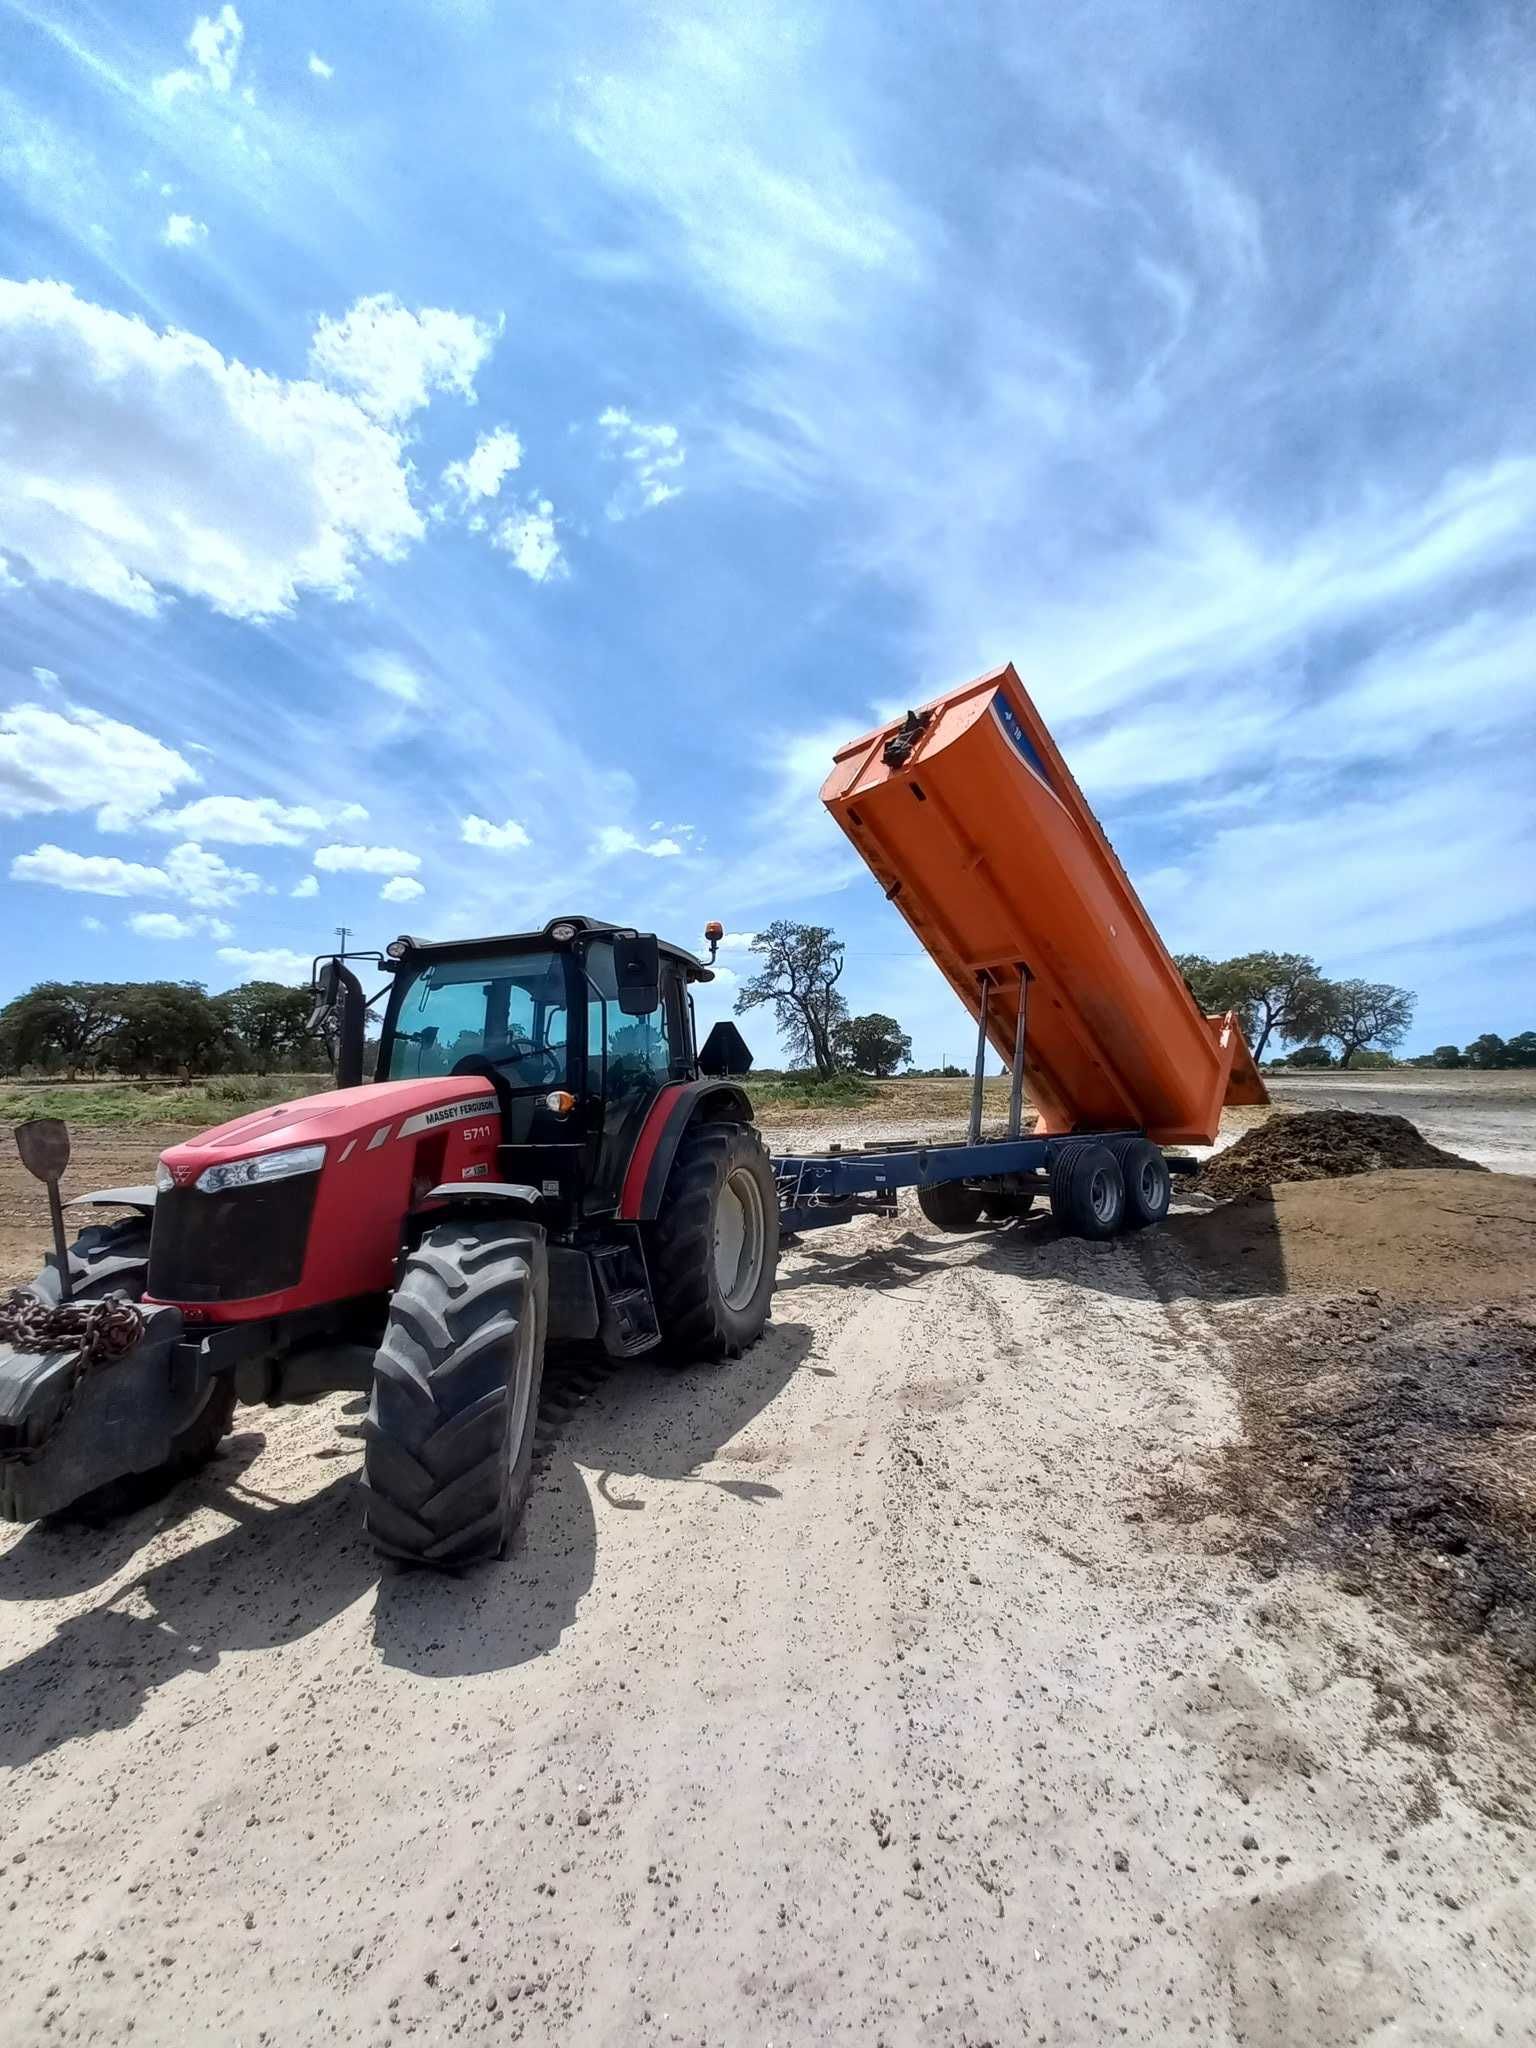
(4, 1149, 1536, 2042)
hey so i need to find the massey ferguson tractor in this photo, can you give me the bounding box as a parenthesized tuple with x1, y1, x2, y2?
(0, 917, 776, 1565)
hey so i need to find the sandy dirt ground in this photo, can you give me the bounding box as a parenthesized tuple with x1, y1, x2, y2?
(2, 1096, 1535, 2044)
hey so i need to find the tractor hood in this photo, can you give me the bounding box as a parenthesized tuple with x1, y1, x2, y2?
(159, 1077, 496, 1174)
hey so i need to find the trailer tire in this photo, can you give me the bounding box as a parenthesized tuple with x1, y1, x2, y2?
(1103, 1137, 1170, 1229)
(918, 1181, 987, 1231)
(23, 1217, 236, 1521)
(362, 1220, 547, 1567)
(650, 1121, 778, 1362)
(1049, 1143, 1126, 1240)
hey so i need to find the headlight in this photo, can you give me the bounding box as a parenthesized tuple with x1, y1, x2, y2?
(195, 1143, 325, 1195)
(155, 1159, 177, 1193)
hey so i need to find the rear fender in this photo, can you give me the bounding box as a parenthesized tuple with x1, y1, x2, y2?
(616, 1081, 754, 1221)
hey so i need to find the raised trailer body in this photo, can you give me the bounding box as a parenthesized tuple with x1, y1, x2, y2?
(820, 664, 1265, 1148)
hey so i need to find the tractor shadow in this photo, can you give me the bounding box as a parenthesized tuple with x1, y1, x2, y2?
(371, 1317, 815, 1679)
(0, 1318, 816, 1762)
(0, 1430, 375, 1768)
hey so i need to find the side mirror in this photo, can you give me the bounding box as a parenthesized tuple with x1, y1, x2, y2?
(15, 1117, 71, 1185)
(614, 932, 661, 1018)
(698, 1022, 754, 1077)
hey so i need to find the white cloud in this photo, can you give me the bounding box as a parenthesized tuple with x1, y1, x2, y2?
(593, 825, 684, 859)
(313, 843, 422, 875)
(162, 213, 208, 248)
(335, 802, 369, 825)
(308, 53, 334, 81)
(348, 650, 425, 704)
(162, 842, 263, 908)
(80, 915, 103, 932)
(714, 930, 757, 953)
(442, 426, 523, 504)
(128, 910, 229, 940)
(144, 795, 326, 844)
(597, 406, 686, 517)
(308, 293, 499, 425)
(216, 946, 312, 985)
(0, 700, 198, 823)
(460, 813, 531, 851)
(29, 667, 60, 690)
(492, 500, 564, 582)
(11, 839, 259, 906)
(155, 5, 244, 100)
(12, 846, 173, 897)
(0, 280, 427, 618)
(380, 875, 425, 902)
(291, 873, 319, 898)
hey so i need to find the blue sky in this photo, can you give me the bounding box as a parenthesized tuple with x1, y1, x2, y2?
(1, 0, 1532, 1065)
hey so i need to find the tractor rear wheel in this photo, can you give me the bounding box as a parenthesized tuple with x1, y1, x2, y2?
(1048, 1143, 1126, 1240)
(21, 1216, 236, 1519)
(649, 1121, 778, 1362)
(917, 1181, 986, 1231)
(362, 1219, 547, 1567)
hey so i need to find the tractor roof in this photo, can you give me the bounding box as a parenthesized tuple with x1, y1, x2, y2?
(389, 915, 715, 981)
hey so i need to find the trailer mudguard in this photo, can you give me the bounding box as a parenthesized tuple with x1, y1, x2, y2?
(616, 1081, 754, 1220)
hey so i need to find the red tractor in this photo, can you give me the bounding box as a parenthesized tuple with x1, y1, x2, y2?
(0, 917, 778, 1565)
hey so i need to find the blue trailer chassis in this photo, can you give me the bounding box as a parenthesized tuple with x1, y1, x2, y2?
(773, 1131, 1177, 1233)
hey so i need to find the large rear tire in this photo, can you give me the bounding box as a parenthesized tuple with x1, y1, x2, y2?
(649, 1122, 778, 1362)
(20, 1216, 236, 1520)
(362, 1219, 547, 1567)
(1048, 1143, 1126, 1240)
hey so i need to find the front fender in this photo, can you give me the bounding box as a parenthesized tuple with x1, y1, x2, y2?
(616, 1081, 755, 1220)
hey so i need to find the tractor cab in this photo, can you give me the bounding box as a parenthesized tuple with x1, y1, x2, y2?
(374, 917, 746, 1220)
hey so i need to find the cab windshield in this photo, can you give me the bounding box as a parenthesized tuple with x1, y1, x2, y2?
(385, 948, 571, 1089)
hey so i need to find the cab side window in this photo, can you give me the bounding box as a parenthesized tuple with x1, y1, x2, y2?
(585, 943, 675, 1095)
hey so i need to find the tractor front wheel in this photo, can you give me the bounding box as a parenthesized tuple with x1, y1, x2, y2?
(362, 1219, 547, 1567)
(650, 1121, 778, 1362)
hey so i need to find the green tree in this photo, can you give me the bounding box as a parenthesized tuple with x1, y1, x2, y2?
(1430, 1044, 1465, 1069)
(1505, 1031, 1536, 1068)
(1173, 951, 1325, 1060)
(837, 1012, 912, 1077)
(0, 981, 126, 1074)
(1310, 979, 1415, 1068)
(1285, 1042, 1335, 1068)
(216, 981, 315, 1070)
(111, 983, 227, 1076)
(1464, 1032, 1508, 1070)
(735, 921, 849, 1078)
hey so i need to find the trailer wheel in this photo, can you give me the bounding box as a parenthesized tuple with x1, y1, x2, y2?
(982, 1190, 1036, 1222)
(1104, 1137, 1170, 1229)
(20, 1216, 236, 1521)
(362, 1219, 547, 1567)
(914, 1181, 983, 1231)
(650, 1121, 778, 1362)
(1049, 1143, 1126, 1240)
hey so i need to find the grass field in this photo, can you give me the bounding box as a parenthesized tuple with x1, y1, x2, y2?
(0, 1070, 879, 1128)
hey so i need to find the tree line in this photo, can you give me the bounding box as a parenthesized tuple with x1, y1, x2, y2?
(736, 925, 1524, 1079)
(0, 979, 316, 1077)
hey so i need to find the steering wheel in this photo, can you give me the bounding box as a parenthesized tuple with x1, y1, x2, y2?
(452, 1042, 561, 1083)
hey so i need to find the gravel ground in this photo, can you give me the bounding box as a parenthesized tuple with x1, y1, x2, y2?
(1, 1092, 1534, 2044)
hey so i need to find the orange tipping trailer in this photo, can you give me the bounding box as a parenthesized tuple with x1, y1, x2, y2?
(820, 662, 1266, 1149)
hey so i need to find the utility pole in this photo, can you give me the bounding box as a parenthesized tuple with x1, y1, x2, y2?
(335, 925, 352, 955)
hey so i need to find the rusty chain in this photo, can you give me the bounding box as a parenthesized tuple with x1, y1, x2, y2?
(0, 1290, 146, 1362)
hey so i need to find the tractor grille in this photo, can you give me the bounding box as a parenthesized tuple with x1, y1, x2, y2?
(148, 1180, 316, 1303)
